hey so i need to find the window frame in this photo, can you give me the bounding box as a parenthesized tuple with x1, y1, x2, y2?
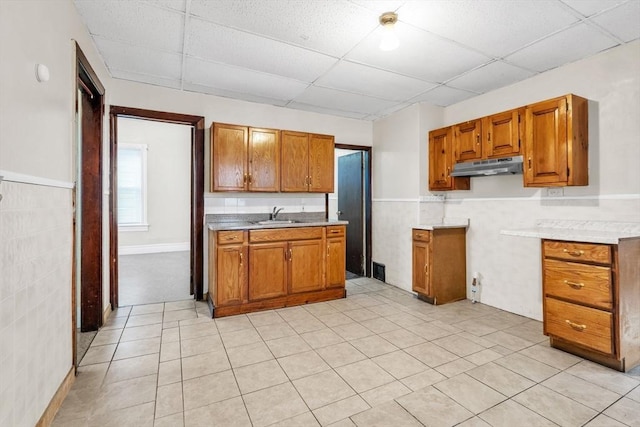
(117, 142, 149, 232)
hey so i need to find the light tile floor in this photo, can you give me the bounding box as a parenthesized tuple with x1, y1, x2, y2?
(53, 277, 640, 427)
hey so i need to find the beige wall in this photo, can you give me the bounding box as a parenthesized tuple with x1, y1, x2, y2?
(0, 1, 111, 426)
(117, 118, 191, 249)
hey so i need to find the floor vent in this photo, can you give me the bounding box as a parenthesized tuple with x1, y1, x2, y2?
(372, 262, 385, 282)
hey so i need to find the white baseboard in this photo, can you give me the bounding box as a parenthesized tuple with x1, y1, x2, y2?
(119, 242, 189, 255)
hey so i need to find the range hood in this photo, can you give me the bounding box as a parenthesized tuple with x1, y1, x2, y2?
(450, 155, 523, 177)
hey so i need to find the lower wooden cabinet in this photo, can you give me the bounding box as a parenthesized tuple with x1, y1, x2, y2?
(542, 239, 640, 372)
(209, 225, 346, 317)
(412, 227, 467, 305)
(326, 226, 346, 288)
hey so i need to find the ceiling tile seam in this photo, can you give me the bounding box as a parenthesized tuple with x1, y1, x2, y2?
(185, 14, 347, 61)
(179, 0, 192, 91)
(110, 75, 180, 91)
(555, 0, 627, 45)
(90, 34, 185, 57)
(108, 65, 182, 83)
(182, 54, 315, 88)
(331, 58, 442, 87)
(144, 1, 187, 15)
(284, 101, 371, 119)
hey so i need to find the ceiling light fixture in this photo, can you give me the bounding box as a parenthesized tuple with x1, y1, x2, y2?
(379, 12, 399, 51)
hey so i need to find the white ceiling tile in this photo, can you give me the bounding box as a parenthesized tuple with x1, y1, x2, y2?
(186, 17, 338, 82)
(346, 22, 491, 83)
(182, 82, 290, 107)
(505, 23, 620, 72)
(398, 0, 579, 57)
(413, 85, 477, 107)
(293, 86, 398, 115)
(368, 102, 414, 120)
(591, 1, 640, 42)
(189, 0, 378, 57)
(559, 0, 626, 17)
(94, 38, 183, 79)
(349, 0, 405, 14)
(314, 61, 437, 101)
(447, 61, 536, 94)
(285, 102, 370, 119)
(142, 0, 187, 13)
(74, 0, 184, 53)
(184, 57, 309, 101)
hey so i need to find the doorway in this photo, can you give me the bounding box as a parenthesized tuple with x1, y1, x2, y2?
(109, 107, 205, 309)
(116, 118, 193, 305)
(328, 145, 372, 278)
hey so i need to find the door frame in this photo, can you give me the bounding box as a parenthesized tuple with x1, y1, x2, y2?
(75, 43, 105, 344)
(109, 107, 205, 308)
(327, 144, 372, 277)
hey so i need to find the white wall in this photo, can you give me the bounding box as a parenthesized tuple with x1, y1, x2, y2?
(371, 41, 640, 318)
(0, 1, 111, 426)
(117, 118, 191, 249)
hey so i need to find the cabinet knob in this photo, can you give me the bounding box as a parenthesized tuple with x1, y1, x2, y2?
(336, 210, 342, 216)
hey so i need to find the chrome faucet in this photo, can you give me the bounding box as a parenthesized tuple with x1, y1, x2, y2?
(271, 206, 284, 220)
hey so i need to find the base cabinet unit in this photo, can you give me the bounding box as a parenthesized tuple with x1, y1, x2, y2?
(208, 225, 346, 317)
(326, 226, 346, 288)
(542, 239, 640, 372)
(210, 231, 247, 308)
(412, 227, 467, 305)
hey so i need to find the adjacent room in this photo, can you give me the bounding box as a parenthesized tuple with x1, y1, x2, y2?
(1, 1, 639, 426)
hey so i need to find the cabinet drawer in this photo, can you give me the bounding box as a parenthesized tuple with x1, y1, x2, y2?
(326, 225, 345, 237)
(543, 240, 611, 265)
(412, 229, 431, 242)
(545, 298, 613, 355)
(544, 259, 612, 309)
(250, 227, 323, 243)
(217, 231, 244, 244)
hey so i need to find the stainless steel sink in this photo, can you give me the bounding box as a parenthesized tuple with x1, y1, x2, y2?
(255, 219, 297, 225)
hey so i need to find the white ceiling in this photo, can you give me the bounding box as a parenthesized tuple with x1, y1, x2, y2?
(74, 0, 640, 121)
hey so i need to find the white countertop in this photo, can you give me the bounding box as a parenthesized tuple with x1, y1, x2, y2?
(501, 219, 640, 244)
(208, 219, 348, 231)
(414, 218, 469, 230)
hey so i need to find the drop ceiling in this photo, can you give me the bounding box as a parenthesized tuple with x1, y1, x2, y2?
(74, 0, 640, 121)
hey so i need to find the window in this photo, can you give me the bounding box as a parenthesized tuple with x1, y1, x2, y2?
(118, 144, 148, 231)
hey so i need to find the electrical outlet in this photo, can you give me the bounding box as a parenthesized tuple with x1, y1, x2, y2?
(546, 187, 564, 197)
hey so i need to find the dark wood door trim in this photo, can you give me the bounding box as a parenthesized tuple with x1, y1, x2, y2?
(330, 144, 372, 278)
(76, 43, 105, 335)
(109, 106, 205, 305)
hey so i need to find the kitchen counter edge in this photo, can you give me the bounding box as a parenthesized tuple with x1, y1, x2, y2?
(208, 219, 348, 231)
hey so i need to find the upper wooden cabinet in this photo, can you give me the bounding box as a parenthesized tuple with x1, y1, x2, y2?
(211, 123, 280, 192)
(484, 108, 523, 159)
(281, 131, 334, 193)
(454, 119, 483, 162)
(524, 94, 588, 187)
(429, 127, 470, 191)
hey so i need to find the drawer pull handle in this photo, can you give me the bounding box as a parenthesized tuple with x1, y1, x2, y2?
(563, 249, 584, 257)
(424, 264, 428, 275)
(239, 253, 243, 266)
(564, 280, 584, 289)
(330, 230, 340, 234)
(565, 320, 587, 331)
(415, 234, 423, 238)
(224, 236, 236, 241)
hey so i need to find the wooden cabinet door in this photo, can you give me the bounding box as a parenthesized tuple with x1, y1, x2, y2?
(485, 109, 522, 158)
(524, 97, 568, 186)
(429, 127, 470, 191)
(248, 242, 288, 300)
(281, 130, 309, 192)
(248, 127, 280, 192)
(212, 123, 248, 191)
(412, 240, 430, 296)
(216, 245, 245, 306)
(309, 134, 334, 193)
(326, 236, 345, 288)
(289, 239, 325, 293)
(454, 119, 483, 162)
